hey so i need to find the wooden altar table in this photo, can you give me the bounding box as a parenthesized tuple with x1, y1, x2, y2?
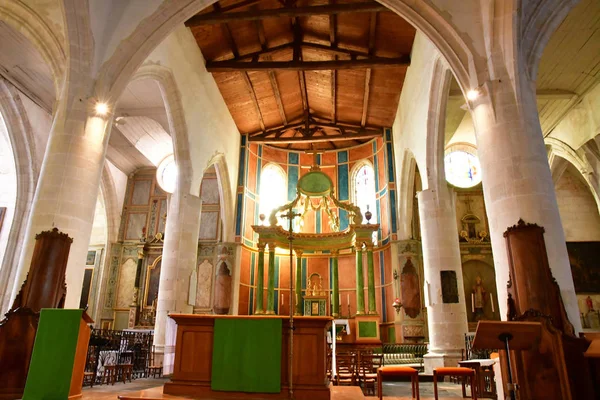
(164, 314, 332, 400)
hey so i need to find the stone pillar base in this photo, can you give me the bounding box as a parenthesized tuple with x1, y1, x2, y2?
(423, 350, 463, 375)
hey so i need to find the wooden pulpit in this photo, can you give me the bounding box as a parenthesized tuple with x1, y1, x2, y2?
(0, 228, 72, 400)
(501, 220, 595, 399)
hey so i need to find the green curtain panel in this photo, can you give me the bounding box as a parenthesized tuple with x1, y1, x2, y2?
(23, 309, 83, 400)
(211, 318, 282, 393)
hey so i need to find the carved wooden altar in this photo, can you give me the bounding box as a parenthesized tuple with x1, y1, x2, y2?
(501, 219, 595, 399)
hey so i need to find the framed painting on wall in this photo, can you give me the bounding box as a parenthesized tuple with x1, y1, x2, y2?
(567, 242, 600, 293)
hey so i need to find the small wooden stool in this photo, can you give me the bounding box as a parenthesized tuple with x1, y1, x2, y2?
(433, 367, 477, 399)
(118, 363, 133, 383)
(102, 365, 117, 385)
(377, 366, 420, 400)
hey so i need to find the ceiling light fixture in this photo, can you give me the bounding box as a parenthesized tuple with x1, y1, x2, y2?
(466, 89, 480, 101)
(95, 102, 109, 116)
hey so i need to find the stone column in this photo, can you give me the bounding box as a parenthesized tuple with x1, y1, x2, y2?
(153, 189, 202, 368)
(355, 245, 365, 315)
(255, 243, 266, 314)
(366, 244, 377, 314)
(295, 250, 303, 316)
(471, 78, 581, 330)
(11, 109, 111, 308)
(417, 186, 468, 374)
(331, 250, 339, 317)
(266, 243, 276, 314)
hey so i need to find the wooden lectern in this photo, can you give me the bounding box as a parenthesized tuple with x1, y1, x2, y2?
(472, 321, 541, 400)
(0, 228, 72, 400)
(500, 220, 596, 399)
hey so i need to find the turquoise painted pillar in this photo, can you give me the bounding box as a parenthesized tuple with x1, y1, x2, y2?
(266, 244, 276, 314)
(255, 243, 265, 314)
(356, 245, 365, 315)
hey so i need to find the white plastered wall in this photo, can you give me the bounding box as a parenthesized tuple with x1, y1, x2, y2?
(144, 25, 240, 228)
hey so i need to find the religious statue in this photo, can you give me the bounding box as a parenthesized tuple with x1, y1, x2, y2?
(213, 262, 232, 315)
(471, 275, 487, 321)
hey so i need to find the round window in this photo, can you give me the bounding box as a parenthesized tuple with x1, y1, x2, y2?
(444, 150, 481, 188)
(157, 155, 177, 193)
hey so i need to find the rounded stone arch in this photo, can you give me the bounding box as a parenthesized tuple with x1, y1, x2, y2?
(129, 64, 193, 195)
(0, 79, 38, 313)
(0, 1, 66, 98)
(425, 57, 452, 191)
(206, 153, 235, 242)
(95, 0, 478, 104)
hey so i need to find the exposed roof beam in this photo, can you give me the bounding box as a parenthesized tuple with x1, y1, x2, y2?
(248, 120, 382, 138)
(206, 56, 410, 71)
(186, 2, 387, 26)
(225, 41, 385, 62)
(250, 130, 383, 143)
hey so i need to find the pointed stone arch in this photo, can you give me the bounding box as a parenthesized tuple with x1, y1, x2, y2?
(0, 79, 38, 313)
(546, 137, 600, 213)
(397, 149, 417, 240)
(95, 0, 478, 103)
(425, 57, 452, 191)
(0, 1, 66, 98)
(129, 64, 193, 195)
(206, 153, 235, 243)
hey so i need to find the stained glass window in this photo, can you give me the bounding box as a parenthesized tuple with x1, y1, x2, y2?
(259, 164, 287, 226)
(444, 151, 482, 188)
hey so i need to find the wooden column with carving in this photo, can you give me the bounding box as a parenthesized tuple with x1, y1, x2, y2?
(0, 228, 72, 399)
(502, 219, 595, 399)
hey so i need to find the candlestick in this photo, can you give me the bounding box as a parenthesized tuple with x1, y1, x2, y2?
(347, 293, 350, 306)
(295, 293, 298, 305)
(471, 293, 475, 313)
(490, 294, 495, 312)
(281, 293, 284, 305)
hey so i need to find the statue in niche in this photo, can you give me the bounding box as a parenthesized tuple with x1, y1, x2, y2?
(213, 262, 232, 315)
(400, 258, 421, 318)
(586, 296, 594, 312)
(472, 275, 487, 321)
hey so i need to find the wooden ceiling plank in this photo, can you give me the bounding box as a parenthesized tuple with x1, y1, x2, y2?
(186, 2, 387, 26)
(255, 17, 288, 126)
(330, 0, 337, 124)
(249, 130, 383, 143)
(206, 56, 410, 71)
(361, 13, 377, 127)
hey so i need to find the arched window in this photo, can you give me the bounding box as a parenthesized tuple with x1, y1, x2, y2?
(352, 161, 377, 244)
(259, 164, 287, 226)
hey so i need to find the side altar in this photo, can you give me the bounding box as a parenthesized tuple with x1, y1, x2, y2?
(163, 314, 332, 400)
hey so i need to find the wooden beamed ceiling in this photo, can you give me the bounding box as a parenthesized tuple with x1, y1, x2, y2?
(186, 0, 416, 150)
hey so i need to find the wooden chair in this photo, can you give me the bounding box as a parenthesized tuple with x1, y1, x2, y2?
(101, 365, 117, 385)
(433, 367, 477, 399)
(83, 371, 95, 388)
(336, 353, 357, 386)
(358, 353, 382, 395)
(147, 362, 163, 378)
(377, 366, 420, 400)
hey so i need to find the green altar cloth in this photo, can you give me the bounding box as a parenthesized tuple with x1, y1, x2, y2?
(23, 309, 83, 400)
(211, 318, 282, 393)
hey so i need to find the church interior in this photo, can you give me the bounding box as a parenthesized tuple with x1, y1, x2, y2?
(0, 0, 599, 399)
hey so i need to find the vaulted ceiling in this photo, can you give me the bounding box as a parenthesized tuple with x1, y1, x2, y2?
(186, 0, 416, 150)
